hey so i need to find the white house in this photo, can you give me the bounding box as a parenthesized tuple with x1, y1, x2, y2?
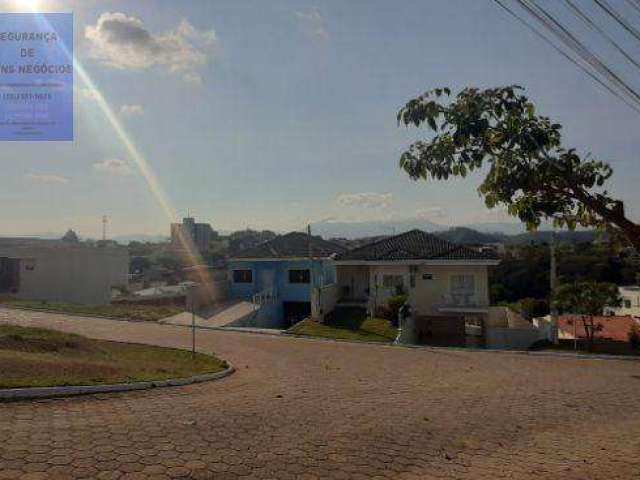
(607, 286, 640, 317)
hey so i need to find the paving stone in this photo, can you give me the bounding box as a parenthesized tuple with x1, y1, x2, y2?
(1, 309, 640, 479)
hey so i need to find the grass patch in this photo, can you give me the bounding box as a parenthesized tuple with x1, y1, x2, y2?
(288, 310, 397, 343)
(0, 298, 182, 322)
(0, 324, 227, 388)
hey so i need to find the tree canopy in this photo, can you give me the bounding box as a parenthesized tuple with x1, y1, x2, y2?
(554, 280, 621, 348)
(397, 86, 640, 249)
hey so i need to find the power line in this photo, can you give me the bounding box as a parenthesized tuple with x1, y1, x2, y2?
(565, 0, 640, 71)
(624, 0, 640, 16)
(593, 0, 640, 44)
(492, 0, 640, 113)
(516, 0, 640, 110)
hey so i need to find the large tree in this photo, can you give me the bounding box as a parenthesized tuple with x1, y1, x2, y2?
(397, 86, 640, 250)
(554, 281, 621, 350)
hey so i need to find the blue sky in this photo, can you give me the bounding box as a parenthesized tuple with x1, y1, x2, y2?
(1, 0, 639, 237)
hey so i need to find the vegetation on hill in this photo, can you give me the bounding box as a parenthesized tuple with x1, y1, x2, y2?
(490, 242, 638, 309)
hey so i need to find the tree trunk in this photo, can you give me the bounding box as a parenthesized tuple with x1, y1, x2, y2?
(582, 315, 595, 352)
(573, 191, 640, 250)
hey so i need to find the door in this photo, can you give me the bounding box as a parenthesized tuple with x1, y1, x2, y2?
(414, 315, 466, 347)
(283, 301, 311, 326)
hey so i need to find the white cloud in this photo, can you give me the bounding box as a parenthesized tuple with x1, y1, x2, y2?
(119, 104, 144, 117)
(85, 12, 217, 84)
(25, 174, 69, 184)
(336, 192, 393, 208)
(93, 158, 133, 176)
(295, 7, 329, 42)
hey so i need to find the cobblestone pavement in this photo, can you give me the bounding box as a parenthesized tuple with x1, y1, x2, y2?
(1, 308, 640, 480)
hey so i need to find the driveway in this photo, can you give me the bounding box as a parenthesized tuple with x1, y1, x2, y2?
(1, 307, 639, 480)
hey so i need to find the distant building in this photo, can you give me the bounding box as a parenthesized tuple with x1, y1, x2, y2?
(0, 238, 128, 305)
(170, 217, 216, 255)
(606, 286, 640, 317)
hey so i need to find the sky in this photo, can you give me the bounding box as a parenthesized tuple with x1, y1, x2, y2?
(1, 0, 639, 238)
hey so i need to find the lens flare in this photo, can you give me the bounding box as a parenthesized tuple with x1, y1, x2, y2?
(33, 12, 214, 290)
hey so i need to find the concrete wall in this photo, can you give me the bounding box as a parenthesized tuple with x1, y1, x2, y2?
(410, 264, 490, 316)
(311, 283, 340, 322)
(485, 327, 546, 350)
(0, 245, 128, 305)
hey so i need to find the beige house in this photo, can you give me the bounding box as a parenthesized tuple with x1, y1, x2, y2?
(0, 238, 128, 305)
(332, 230, 500, 346)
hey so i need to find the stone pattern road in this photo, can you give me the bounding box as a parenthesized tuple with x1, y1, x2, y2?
(1, 307, 640, 480)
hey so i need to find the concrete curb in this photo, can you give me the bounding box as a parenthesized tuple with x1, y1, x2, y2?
(0, 364, 235, 402)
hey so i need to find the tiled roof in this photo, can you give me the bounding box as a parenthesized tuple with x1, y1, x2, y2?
(558, 315, 639, 343)
(232, 232, 346, 259)
(335, 229, 499, 262)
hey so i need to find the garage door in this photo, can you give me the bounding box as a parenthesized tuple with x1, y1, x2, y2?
(414, 315, 466, 347)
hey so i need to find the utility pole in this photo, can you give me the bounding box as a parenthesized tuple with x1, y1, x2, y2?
(102, 215, 108, 241)
(308, 224, 315, 319)
(549, 231, 559, 344)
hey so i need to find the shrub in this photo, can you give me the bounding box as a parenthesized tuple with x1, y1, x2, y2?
(375, 305, 392, 320)
(629, 324, 640, 350)
(387, 295, 408, 327)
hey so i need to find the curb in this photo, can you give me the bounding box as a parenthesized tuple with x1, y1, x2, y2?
(0, 364, 235, 402)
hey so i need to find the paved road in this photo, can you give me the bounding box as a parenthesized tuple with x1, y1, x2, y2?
(1, 308, 640, 480)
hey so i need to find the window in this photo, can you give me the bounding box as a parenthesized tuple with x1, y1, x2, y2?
(382, 274, 403, 288)
(625, 299, 632, 309)
(289, 269, 310, 284)
(450, 275, 475, 294)
(422, 273, 433, 280)
(233, 269, 252, 283)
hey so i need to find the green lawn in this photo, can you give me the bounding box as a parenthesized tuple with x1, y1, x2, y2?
(288, 311, 397, 343)
(0, 298, 183, 322)
(0, 324, 228, 388)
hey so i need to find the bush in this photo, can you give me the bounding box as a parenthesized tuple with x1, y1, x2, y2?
(387, 295, 408, 327)
(375, 305, 392, 320)
(629, 324, 640, 350)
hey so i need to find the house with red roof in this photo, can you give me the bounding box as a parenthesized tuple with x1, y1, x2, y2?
(558, 315, 640, 342)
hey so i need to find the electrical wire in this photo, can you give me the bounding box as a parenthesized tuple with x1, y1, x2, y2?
(492, 0, 640, 113)
(564, 0, 640, 71)
(593, 0, 640, 44)
(517, 0, 640, 109)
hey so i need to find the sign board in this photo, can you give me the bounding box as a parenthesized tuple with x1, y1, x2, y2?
(0, 13, 74, 141)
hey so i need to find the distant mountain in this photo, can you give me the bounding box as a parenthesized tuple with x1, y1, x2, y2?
(310, 218, 528, 239)
(311, 219, 442, 239)
(434, 227, 506, 245)
(112, 234, 169, 244)
(506, 230, 601, 245)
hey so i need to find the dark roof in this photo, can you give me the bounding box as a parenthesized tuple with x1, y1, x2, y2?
(232, 232, 346, 259)
(335, 229, 499, 262)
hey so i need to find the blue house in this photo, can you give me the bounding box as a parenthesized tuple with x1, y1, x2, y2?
(227, 232, 345, 328)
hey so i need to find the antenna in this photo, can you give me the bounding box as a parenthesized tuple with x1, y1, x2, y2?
(102, 215, 108, 241)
